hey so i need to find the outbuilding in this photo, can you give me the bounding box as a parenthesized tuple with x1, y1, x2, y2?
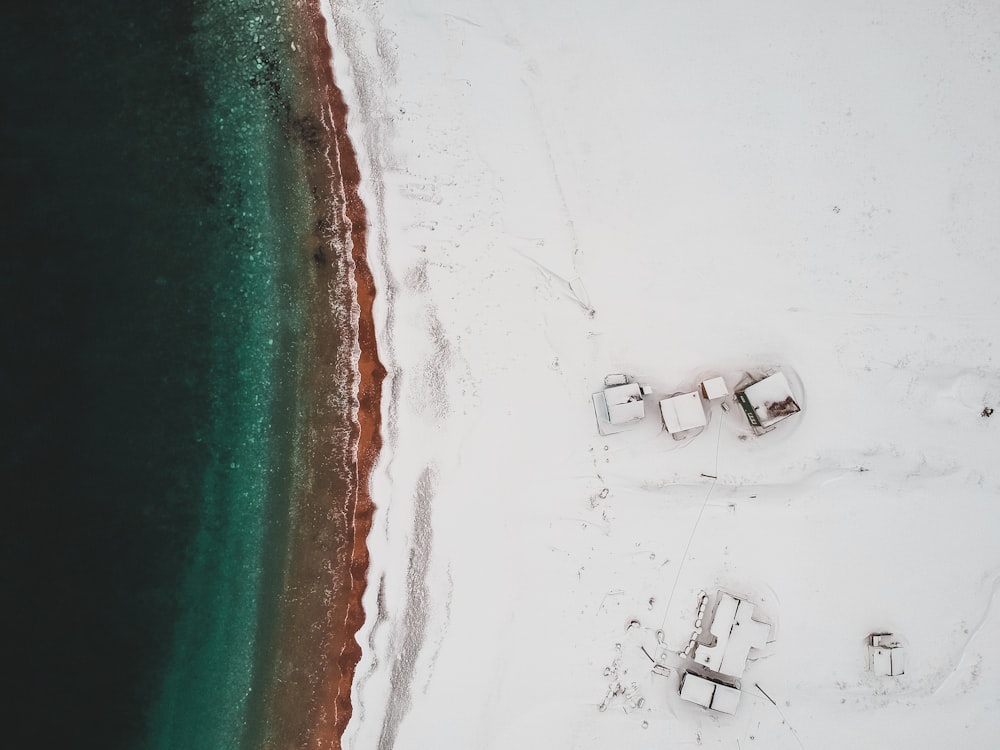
(868, 633, 905, 676)
(700, 376, 729, 402)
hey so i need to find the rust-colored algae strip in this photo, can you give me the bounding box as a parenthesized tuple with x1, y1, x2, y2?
(260, 2, 385, 749)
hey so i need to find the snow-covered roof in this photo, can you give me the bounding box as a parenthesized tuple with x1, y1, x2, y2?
(679, 673, 741, 715)
(604, 382, 645, 424)
(694, 593, 770, 679)
(659, 391, 707, 434)
(709, 683, 742, 715)
(679, 672, 714, 708)
(700, 376, 729, 401)
(739, 371, 800, 428)
(869, 634, 905, 676)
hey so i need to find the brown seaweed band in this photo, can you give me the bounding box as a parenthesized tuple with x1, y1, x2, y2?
(258, 2, 386, 749)
(304, 1, 386, 746)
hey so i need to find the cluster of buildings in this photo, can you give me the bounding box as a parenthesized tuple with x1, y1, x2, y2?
(591, 369, 910, 716)
(670, 593, 906, 716)
(592, 369, 802, 439)
(675, 591, 772, 715)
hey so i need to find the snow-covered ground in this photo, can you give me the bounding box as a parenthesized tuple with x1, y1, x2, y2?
(324, 1, 1000, 747)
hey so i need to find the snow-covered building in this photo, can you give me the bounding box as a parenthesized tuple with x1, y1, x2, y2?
(693, 592, 770, 678)
(592, 375, 650, 435)
(700, 376, 729, 403)
(678, 672, 742, 715)
(658, 391, 707, 440)
(868, 633, 905, 676)
(674, 591, 771, 715)
(734, 370, 801, 434)
(604, 382, 645, 424)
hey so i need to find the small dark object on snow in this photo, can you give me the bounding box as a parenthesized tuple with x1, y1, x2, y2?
(983, 406, 994, 418)
(766, 396, 800, 420)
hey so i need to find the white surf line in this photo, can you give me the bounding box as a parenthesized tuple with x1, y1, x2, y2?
(932, 573, 1000, 697)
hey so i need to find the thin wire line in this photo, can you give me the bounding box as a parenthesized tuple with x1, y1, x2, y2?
(660, 414, 725, 635)
(660, 479, 716, 634)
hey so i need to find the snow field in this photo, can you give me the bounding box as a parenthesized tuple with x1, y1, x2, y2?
(324, 1, 1000, 747)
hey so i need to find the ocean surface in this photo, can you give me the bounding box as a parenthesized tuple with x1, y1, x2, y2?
(3, 2, 334, 748)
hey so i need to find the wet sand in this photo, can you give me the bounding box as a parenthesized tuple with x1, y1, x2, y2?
(258, 1, 384, 748)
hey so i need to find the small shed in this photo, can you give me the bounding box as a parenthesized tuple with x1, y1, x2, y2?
(735, 371, 801, 432)
(868, 633, 905, 676)
(678, 672, 742, 715)
(659, 391, 707, 440)
(700, 376, 729, 402)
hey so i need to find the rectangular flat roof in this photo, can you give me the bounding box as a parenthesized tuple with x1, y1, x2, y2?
(740, 371, 800, 427)
(679, 672, 742, 715)
(870, 645, 905, 676)
(701, 376, 729, 400)
(659, 391, 707, 433)
(605, 382, 642, 405)
(604, 382, 645, 424)
(608, 399, 644, 424)
(679, 672, 715, 708)
(710, 683, 742, 715)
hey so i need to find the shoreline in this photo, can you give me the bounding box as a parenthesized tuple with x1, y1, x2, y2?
(256, 2, 385, 748)
(302, 3, 1000, 748)
(306, 0, 386, 741)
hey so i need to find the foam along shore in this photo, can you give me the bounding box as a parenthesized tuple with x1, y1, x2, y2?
(329, 1, 1000, 748)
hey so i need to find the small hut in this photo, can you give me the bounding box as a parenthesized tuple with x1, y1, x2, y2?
(868, 633, 905, 676)
(700, 376, 730, 403)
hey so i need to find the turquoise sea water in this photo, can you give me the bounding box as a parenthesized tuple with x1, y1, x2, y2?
(3, 2, 320, 748)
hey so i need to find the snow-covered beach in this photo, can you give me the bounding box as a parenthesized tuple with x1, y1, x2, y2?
(324, 1, 1000, 747)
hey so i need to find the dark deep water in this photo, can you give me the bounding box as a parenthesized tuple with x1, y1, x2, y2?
(3, 2, 315, 748)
